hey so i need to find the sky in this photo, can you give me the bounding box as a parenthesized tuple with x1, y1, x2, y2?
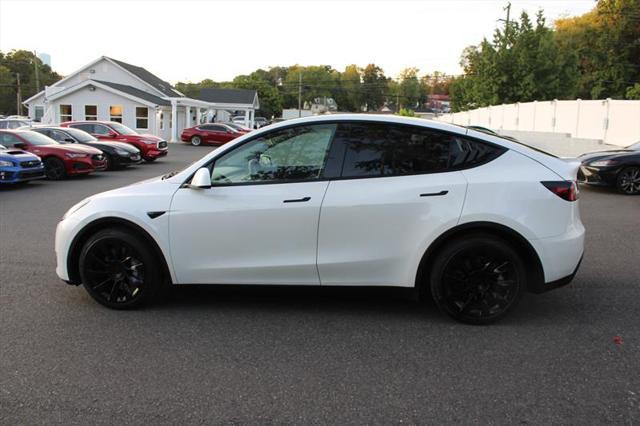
(0, 0, 595, 83)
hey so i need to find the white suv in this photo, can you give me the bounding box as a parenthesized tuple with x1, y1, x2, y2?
(55, 115, 585, 324)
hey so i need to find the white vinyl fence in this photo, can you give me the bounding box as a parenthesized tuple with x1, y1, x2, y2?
(435, 99, 640, 147)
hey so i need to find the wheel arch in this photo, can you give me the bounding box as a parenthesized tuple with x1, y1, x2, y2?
(66, 217, 173, 285)
(415, 221, 545, 294)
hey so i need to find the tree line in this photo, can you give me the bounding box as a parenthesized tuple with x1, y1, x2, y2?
(450, 0, 640, 111)
(1, 0, 637, 117)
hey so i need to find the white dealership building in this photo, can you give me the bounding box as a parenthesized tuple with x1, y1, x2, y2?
(23, 56, 259, 142)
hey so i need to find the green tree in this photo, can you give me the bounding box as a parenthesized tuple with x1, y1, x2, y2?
(398, 67, 421, 108)
(337, 64, 362, 112)
(232, 73, 282, 119)
(0, 50, 62, 115)
(361, 64, 388, 111)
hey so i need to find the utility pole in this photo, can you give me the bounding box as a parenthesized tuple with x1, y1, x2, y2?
(16, 73, 22, 116)
(33, 51, 40, 93)
(503, 2, 511, 44)
(298, 72, 302, 118)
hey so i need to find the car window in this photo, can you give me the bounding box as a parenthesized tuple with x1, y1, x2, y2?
(199, 125, 215, 131)
(17, 131, 58, 146)
(210, 124, 336, 185)
(0, 132, 21, 145)
(210, 125, 226, 132)
(51, 130, 73, 142)
(71, 123, 95, 134)
(93, 124, 112, 135)
(337, 122, 504, 178)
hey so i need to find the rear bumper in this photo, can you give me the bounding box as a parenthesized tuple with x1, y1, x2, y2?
(529, 221, 585, 292)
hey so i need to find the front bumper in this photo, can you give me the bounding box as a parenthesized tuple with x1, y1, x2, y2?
(144, 149, 168, 159)
(0, 166, 46, 183)
(115, 152, 143, 166)
(578, 165, 619, 186)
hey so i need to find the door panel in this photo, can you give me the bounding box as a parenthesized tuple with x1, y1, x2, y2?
(169, 182, 328, 284)
(317, 172, 467, 287)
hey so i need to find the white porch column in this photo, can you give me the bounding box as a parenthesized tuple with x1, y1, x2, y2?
(244, 109, 249, 128)
(196, 108, 202, 125)
(249, 109, 255, 129)
(171, 100, 178, 142)
(185, 106, 191, 131)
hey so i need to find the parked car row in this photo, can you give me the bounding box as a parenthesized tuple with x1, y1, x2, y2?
(0, 120, 168, 185)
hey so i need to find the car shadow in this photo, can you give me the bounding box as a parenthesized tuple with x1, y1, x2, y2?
(153, 284, 445, 322)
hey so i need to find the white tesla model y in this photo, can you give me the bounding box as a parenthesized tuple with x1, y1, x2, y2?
(55, 115, 584, 324)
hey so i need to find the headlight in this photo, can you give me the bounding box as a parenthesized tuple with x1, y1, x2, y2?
(143, 139, 157, 145)
(65, 153, 87, 158)
(0, 160, 14, 167)
(589, 159, 617, 167)
(115, 149, 129, 155)
(62, 198, 91, 220)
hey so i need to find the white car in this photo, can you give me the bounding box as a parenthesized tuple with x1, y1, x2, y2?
(55, 115, 585, 324)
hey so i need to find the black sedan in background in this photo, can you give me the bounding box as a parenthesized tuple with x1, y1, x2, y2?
(578, 142, 640, 195)
(31, 126, 142, 170)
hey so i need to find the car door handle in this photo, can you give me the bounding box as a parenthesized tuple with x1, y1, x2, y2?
(283, 196, 311, 203)
(420, 190, 448, 197)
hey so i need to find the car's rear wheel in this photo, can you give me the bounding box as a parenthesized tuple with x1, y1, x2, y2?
(191, 136, 202, 146)
(430, 235, 525, 324)
(78, 228, 161, 309)
(617, 166, 640, 195)
(44, 157, 66, 180)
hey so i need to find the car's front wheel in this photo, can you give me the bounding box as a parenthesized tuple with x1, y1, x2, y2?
(191, 136, 202, 146)
(78, 228, 161, 309)
(616, 166, 640, 195)
(44, 157, 67, 180)
(429, 235, 526, 324)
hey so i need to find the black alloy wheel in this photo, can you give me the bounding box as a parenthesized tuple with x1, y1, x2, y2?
(617, 166, 640, 195)
(44, 157, 66, 180)
(79, 228, 161, 309)
(430, 235, 525, 324)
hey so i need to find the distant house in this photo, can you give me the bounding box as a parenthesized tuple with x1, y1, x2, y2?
(23, 56, 259, 141)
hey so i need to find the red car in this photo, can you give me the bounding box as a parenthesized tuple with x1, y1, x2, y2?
(0, 130, 106, 180)
(180, 123, 247, 146)
(60, 121, 168, 162)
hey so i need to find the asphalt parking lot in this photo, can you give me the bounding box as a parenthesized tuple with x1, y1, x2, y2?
(1, 144, 639, 424)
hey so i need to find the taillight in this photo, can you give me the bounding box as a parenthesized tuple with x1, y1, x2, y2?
(541, 181, 578, 201)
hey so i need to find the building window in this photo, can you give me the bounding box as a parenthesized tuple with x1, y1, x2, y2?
(34, 106, 44, 122)
(136, 107, 149, 129)
(85, 105, 97, 121)
(110, 105, 123, 123)
(60, 104, 72, 122)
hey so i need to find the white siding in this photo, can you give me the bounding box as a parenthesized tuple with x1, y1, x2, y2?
(46, 86, 156, 133)
(56, 58, 163, 97)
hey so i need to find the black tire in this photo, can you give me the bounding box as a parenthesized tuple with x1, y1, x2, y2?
(429, 234, 526, 325)
(616, 166, 640, 195)
(191, 135, 202, 146)
(78, 228, 162, 309)
(44, 157, 66, 180)
(104, 154, 115, 171)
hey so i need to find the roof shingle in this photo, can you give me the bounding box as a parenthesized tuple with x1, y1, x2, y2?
(199, 88, 257, 105)
(107, 57, 181, 97)
(94, 80, 171, 106)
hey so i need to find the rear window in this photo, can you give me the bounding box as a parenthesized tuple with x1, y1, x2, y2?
(336, 122, 504, 178)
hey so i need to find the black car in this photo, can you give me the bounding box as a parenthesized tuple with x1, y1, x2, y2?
(32, 126, 142, 170)
(577, 142, 640, 195)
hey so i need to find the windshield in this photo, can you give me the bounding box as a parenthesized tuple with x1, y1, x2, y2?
(64, 127, 98, 143)
(20, 131, 59, 146)
(109, 122, 138, 135)
(226, 123, 247, 131)
(626, 141, 640, 150)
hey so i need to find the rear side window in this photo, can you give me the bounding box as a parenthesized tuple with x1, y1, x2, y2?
(337, 122, 504, 178)
(71, 123, 94, 134)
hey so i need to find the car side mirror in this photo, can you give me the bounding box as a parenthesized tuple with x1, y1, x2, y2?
(189, 168, 212, 189)
(64, 138, 75, 143)
(13, 143, 27, 150)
